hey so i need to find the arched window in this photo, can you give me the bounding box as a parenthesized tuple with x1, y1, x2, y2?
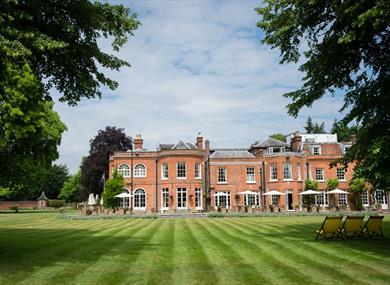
(134, 163, 146, 177)
(134, 188, 146, 209)
(118, 164, 130, 177)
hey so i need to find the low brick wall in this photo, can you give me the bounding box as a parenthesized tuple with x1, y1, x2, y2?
(0, 201, 38, 210)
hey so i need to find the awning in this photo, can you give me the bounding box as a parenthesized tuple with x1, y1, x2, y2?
(237, 190, 259, 195)
(115, 192, 133, 198)
(299, 190, 320, 195)
(263, 190, 285, 196)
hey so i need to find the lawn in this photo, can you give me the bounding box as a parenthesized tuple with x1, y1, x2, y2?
(0, 213, 389, 285)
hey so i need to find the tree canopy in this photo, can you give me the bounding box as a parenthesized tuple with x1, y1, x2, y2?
(304, 116, 325, 134)
(269, 133, 286, 142)
(257, 0, 390, 188)
(80, 126, 132, 200)
(103, 170, 124, 211)
(0, 1, 139, 198)
(59, 170, 82, 202)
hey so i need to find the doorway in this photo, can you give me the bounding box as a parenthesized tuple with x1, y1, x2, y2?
(375, 190, 388, 209)
(286, 191, 294, 210)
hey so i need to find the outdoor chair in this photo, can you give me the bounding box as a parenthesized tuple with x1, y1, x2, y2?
(361, 216, 385, 238)
(338, 216, 364, 239)
(315, 216, 343, 240)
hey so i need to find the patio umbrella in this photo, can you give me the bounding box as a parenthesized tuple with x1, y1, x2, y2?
(298, 190, 320, 195)
(115, 192, 132, 209)
(100, 196, 104, 206)
(87, 193, 96, 206)
(237, 190, 259, 195)
(262, 190, 285, 196)
(327, 189, 350, 194)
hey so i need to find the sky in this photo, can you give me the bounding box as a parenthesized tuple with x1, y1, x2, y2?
(54, 0, 345, 174)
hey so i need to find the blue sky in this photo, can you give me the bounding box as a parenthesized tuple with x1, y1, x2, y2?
(54, 0, 345, 173)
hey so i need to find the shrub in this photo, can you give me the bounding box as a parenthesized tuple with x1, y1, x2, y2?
(9, 206, 19, 213)
(48, 199, 65, 209)
(86, 209, 93, 215)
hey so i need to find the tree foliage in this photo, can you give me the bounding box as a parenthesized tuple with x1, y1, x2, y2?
(80, 126, 132, 200)
(331, 119, 358, 142)
(304, 179, 319, 191)
(40, 164, 69, 199)
(269, 133, 286, 142)
(59, 170, 82, 202)
(326, 178, 339, 191)
(304, 116, 325, 134)
(1, 1, 139, 199)
(257, 0, 390, 188)
(103, 170, 124, 210)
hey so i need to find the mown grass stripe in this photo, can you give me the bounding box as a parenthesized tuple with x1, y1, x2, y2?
(169, 219, 218, 285)
(193, 219, 269, 284)
(206, 218, 314, 284)
(230, 218, 390, 284)
(223, 218, 363, 284)
(16, 219, 149, 284)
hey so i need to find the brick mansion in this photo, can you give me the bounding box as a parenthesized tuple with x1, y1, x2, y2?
(109, 132, 389, 212)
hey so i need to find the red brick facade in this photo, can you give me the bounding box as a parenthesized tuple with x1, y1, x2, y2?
(108, 133, 387, 212)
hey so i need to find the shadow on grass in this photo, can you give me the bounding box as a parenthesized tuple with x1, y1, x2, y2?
(0, 227, 156, 279)
(248, 219, 390, 258)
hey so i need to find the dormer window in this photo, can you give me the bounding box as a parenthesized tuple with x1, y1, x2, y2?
(343, 145, 351, 154)
(311, 145, 321, 155)
(267, 147, 285, 155)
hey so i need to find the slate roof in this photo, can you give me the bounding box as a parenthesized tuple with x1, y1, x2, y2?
(253, 138, 289, 148)
(210, 149, 255, 159)
(37, 191, 48, 200)
(159, 140, 197, 150)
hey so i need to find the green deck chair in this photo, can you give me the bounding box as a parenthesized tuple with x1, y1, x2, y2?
(315, 216, 343, 240)
(362, 216, 385, 238)
(338, 216, 364, 239)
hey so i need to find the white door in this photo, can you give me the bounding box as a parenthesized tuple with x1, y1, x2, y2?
(375, 190, 388, 209)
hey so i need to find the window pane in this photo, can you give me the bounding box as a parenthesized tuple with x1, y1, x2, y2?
(283, 163, 292, 180)
(246, 167, 255, 182)
(218, 168, 227, 182)
(177, 162, 186, 178)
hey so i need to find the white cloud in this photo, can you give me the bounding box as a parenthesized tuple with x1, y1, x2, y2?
(54, 0, 345, 173)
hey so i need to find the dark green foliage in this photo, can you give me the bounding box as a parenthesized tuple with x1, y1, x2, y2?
(331, 119, 358, 142)
(257, 0, 390, 189)
(349, 178, 368, 210)
(40, 164, 69, 199)
(48, 199, 65, 209)
(304, 116, 325, 134)
(0, 1, 139, 199)
(326, 178, 339, 191)
(303, 179, 318, 205)
(81, 126, 132, 200)
(269, 133, 286, 142)
(102, 170, 124, 211)
(59, 171, 82, 202)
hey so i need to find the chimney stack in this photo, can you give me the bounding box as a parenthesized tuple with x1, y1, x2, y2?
(291, 134, 302, 151)
(134, 134, 143, 150)
(196, 132, 203, 149)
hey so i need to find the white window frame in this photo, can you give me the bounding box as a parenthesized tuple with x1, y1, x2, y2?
(195, 163, 202, 179)
(118, 164, 131, 178)
(214, 192, 231, 209)
(161, 188, 169, 210)
(336, 168, 346, 181)
(297, 163, 301, 180)
(195, 188, 202, 209)
(177, 162, 186, 179)
(244, 194, 259, 206)
(361, 190, 369, 207)
(177, 188, 187, 209)
(133, 188, 146, 210)
(270, 163, 278, 181)
(315, 168, 325, 181)
(271, 195, 279, 206)
(311, 145, 321, 155)
(339, 193, 347, 205)
(218, 168, 227, 183)
(283, 162, 292, 181)
(161, 163, 168, 180)
(316, 192, 329, 206)
(133, 163, 146, 177)
(246, 167, 255, 183)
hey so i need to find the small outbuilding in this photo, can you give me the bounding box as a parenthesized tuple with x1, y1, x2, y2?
(37, 191, 48, 208)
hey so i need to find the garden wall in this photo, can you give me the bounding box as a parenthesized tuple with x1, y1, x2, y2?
(0, 201, 39, 210)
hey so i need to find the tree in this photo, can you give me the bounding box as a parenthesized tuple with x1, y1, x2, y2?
(59, 171, 82, 202)
(349, 178, 368, 210)
(103, 170, 124, 211)
(0, 1, 139, 197)
(331, 119, 358, 142)
(269, 133, 286, 142)
(256, 1, 390, 189)
(39, 164, 69, 199)
(81, 126, 132, 200)
(313, 122, 325, 134)
(303, 179, 318, 205)
(326, 178, 339, 191)
(304, 117, 314, 134)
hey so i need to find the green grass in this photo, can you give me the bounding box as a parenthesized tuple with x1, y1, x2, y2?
(0, 213, 390, 284)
